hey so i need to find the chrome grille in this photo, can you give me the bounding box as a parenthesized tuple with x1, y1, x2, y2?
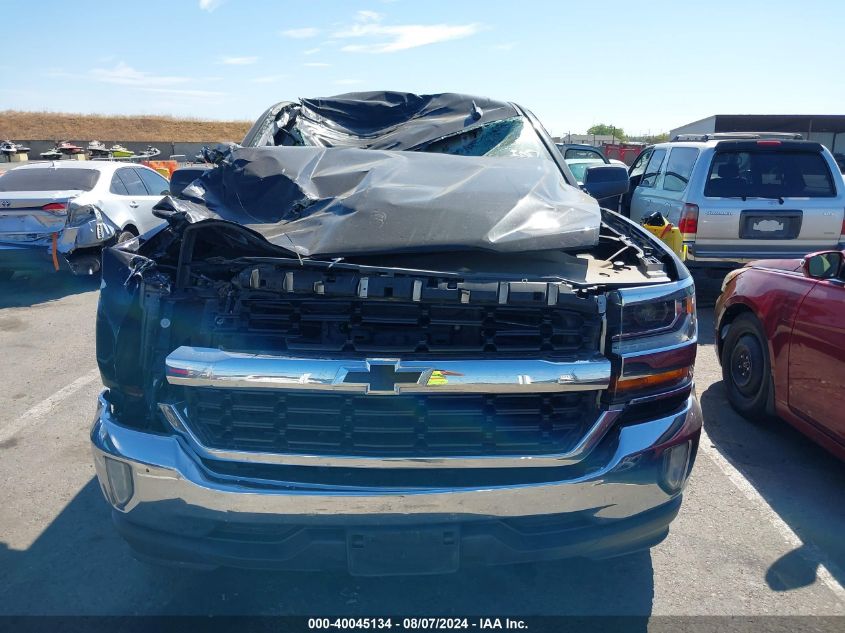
(182, 389, 599, 457)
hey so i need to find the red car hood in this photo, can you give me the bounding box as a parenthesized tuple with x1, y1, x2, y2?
(746, 258, 803, 273)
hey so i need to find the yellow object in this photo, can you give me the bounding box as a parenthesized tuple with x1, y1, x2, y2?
(427, 370, 449, 386)
(10, 153, 28, 162)
(642, 219, 685, 260)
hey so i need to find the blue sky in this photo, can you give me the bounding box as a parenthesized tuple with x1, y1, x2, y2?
(2, 0, 843, 136)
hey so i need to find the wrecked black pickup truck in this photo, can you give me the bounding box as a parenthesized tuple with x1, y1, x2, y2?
(91, 92, 701, 575)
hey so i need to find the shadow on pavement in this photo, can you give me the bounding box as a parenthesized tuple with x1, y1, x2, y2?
(699, 382, 845, 591)
(0, 271, 100, 309)
(0, 478, 656, 618)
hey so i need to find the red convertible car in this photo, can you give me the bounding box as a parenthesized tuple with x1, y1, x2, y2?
(716, 250, 845, 460)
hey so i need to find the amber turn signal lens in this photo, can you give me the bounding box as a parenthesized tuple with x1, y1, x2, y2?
(611, 367, 691, 395)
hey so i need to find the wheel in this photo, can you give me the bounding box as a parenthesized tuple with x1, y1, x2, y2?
(116, 230, 137, 244)
(721, 312, 771, 421)
(0, 270, 14, 282)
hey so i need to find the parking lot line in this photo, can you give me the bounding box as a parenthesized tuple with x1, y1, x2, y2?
(0, 368, 100, 444)
(699, 427, 845, 601)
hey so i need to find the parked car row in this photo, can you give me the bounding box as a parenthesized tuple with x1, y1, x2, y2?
(612, 132, 845, 460)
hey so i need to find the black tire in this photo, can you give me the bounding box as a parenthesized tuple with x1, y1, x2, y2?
(0, 270, 13, 282)
(116, 229, 137, 244)
(721, 312, 771, 422)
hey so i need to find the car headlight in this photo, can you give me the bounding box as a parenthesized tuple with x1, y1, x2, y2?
(720, 268, 745, 293)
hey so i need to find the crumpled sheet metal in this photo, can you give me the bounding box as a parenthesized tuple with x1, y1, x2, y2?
(56, 204, 118, 255)
(293, 92, 520, 150)
(166, 145, 601, 257)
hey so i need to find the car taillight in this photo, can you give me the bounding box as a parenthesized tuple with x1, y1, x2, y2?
(678, 203, 698, 237)
(41, 203, 67, 214)
(756, 140, 782, 146)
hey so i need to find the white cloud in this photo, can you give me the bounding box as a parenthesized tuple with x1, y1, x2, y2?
(78, 62, 221, 100)
(199, 0, 225, 11)
(356, 10, 384, 22)
(304, 62, 331, 68)
(303, 47, 321, 55)
(220, 56, 259, 65)
(332, 12, 483, 53)
(281, 27, 320, 39)
(492, 42, 515, 51)
(89, 62, 188, 87)
(142, 87, 225, 98)
(251, 74, 289, 84)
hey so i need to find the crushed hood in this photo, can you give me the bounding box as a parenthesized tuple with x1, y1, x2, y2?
(156, 91, 601, 258)
(159, 146, 600, 257)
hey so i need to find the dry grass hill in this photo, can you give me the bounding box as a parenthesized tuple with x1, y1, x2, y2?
(0, 111, 252, 142)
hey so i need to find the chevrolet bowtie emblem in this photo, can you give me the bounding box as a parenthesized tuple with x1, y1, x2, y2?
(341, 361, 424, 394)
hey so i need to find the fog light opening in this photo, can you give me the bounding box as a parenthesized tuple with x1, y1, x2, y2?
(662, 441, 691, 493)
(104, 456, 134, 509)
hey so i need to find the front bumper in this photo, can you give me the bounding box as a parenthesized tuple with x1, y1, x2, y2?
(91, 391, 702, 573)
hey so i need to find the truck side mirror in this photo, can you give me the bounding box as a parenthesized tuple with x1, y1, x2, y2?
(582, 165, 629, 200)
(802, 251, 844, 279)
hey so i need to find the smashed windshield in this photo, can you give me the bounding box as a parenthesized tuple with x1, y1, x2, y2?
(412, 116, 549, 159)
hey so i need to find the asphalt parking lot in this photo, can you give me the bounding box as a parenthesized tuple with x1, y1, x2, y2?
(0, 271, 843, 618)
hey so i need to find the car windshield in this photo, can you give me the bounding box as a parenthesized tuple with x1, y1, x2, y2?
(704, 150, 836, 198)
(412, 116, 550, 160)
(0, 167, 100, 192)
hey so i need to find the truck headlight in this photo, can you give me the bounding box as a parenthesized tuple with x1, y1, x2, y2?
(613, 284, 697, 355)
(609, 281, 697, 401)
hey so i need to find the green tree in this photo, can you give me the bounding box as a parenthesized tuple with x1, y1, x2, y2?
(587, 124, 626, 141)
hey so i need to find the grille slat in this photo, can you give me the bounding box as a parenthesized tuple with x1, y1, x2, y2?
(213, 299, 600, 358)
(184, 389, 598, 457)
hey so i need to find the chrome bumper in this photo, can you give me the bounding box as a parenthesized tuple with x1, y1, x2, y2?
(91, 391, 702, 529)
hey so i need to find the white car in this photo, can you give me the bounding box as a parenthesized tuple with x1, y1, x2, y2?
(0, 161, 170, 278)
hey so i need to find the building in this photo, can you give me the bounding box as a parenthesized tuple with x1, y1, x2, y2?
(670, 115, 845, 155)
(552, 134, 617, 147)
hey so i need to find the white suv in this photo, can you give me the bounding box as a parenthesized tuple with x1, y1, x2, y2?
(624, 133, 845, 266)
